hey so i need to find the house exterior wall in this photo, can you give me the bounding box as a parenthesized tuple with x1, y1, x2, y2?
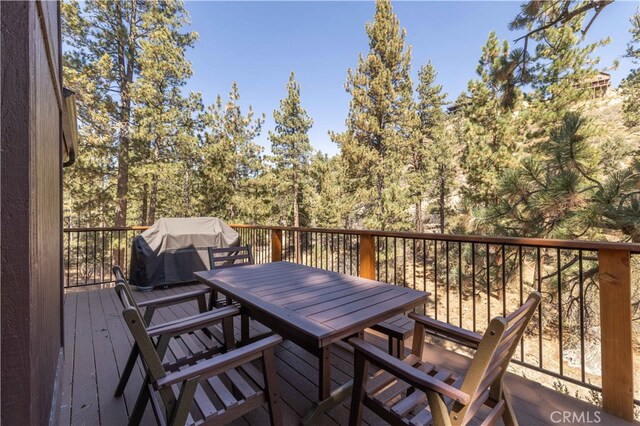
(1, 1, 63, 424)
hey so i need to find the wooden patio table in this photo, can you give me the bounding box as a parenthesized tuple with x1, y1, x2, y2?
(195, 261, 430, 424)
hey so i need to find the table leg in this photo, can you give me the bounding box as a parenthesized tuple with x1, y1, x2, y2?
(319, 345, 331, 401)
(301, 333, 364, 425)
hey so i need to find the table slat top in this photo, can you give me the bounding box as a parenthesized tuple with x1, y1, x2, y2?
(195, 262, 430, 346)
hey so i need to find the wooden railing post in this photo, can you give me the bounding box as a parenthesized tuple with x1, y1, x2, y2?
(359, 234, 375, 280)
(598, 249, 634, 421)
(271, 229, 282, 262)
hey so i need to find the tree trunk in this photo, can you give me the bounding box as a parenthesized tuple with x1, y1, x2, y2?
(377, 172, 385, 230)
(114, 4, 137, 227)
(149, 173, 158, 224)
(140, 183, 148, 225)
(415, 200, 423, 233)
(115, 126, 130, 227)
(184, 168, 191, 215)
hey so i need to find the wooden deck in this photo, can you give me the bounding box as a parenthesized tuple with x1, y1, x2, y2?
(58, 284, 632, 426)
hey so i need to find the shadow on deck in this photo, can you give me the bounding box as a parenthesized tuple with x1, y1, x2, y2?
(59, 284, 630, 426)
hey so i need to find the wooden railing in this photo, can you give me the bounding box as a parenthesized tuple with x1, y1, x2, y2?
(63, 224, 640, 420)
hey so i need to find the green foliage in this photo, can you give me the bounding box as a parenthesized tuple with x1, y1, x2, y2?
(518, 2, 608, 133)
(460, 33, 525, 211)
(269, 73, 314, 227)
(484, 112, 640, 242)
(63, 0, 197, 226)
(622, 9, 640, 128)
(483, 113, 600, 239)
(330, 0, 415, 231)
(196, 83, 267, 223)
(308, 154, 351, 228)
(409, 62, 456, 233)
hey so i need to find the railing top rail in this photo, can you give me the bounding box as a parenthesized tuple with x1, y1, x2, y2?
(64, 226, 150, 232)
(229, 224, 640, 253)
(62, 224, 640, 253)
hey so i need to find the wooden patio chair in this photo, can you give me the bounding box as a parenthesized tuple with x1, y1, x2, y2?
(115, 280, 284, 426)
(207, 244, 255, 341)
(112, 265, 236, 397)
(349, 292, 542, 426)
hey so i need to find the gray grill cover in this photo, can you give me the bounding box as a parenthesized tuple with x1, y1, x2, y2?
(129, 217, 240, 288)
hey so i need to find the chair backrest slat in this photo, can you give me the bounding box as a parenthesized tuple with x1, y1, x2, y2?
(454, 291, 541, 424)
(208, 245, 254, 269)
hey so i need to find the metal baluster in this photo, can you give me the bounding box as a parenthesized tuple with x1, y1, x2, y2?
(472, 242, 476, 332)
(446, 241, 450, 323)
(434, 240, 438, 320)
(458, 242, 463, 328)
(579, 250, 586, 383)
(557, 248, 563, 376)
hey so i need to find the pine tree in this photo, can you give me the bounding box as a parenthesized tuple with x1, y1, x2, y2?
(460, 33, 525, 212)
(510, 0, 613, 83)
(308, 153, 351, 228)
(410, 62, 451, 233)
(485, 112, 640, 242)
(62, 0, 196, 226)
(330, 0, 415, 230)
(513, 3, 608, 135)
(484, 113, 601, 239)
(269, 73, 314, 228)
(481, 2, 611, 236)
(197, 83, 266, 223)
(132, 1, 198, 224)
(269, 72, 313, 261)
(622, 9, 640, 129)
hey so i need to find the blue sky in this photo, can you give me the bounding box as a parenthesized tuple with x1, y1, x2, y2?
(183, 1, 640, 156)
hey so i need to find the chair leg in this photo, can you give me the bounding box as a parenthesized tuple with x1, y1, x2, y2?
(261, 348, 283, 426)
(426, 391, 452, 426)
(115, 343, 139, 397)
(169, 378, 198, 426)
(222, 315, 236, 351)
(349, 349, 368, 426)
(129, 379, 150, 426)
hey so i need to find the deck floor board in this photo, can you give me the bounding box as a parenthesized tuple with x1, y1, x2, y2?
(60, 285, 631, 426)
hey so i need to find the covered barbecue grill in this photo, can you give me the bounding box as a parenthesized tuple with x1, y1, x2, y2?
(129, 217, 240, 289)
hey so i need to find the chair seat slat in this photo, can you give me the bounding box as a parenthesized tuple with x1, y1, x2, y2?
(193, 383, 218, 418)
(207, 375, 239, 409)
(409, 405, 433, 426)
(226, 368, 258, 399)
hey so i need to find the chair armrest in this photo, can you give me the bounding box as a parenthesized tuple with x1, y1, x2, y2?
(409, 313, 482, 349)
(147, 306, 239, 337)
(154, 334, 283, 389)
(137, 288, 211, 309)
(349, 337, 470, 405)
